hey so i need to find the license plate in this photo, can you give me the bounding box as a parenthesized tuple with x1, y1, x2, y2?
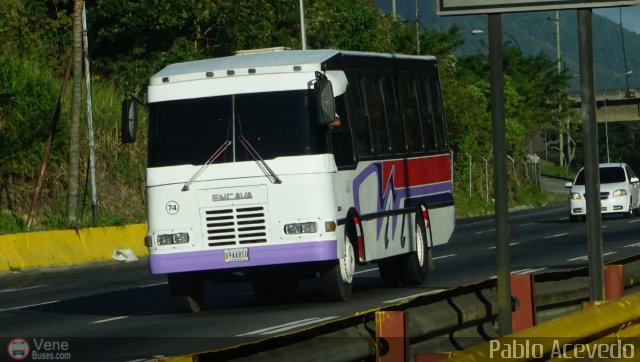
(224, 248, 249, 263)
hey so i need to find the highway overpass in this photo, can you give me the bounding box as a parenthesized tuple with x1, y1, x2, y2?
(569, 88, 640, 122)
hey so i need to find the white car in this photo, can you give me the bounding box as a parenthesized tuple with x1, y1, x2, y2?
(565, 163, 640, 222)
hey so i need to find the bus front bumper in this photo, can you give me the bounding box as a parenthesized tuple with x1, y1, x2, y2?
(149, 239, 338, 274)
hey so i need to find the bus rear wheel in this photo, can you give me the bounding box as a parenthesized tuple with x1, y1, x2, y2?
(321, 236, 355, 301)
(168, 272, 205, 313)
(399, 207, 430, 286)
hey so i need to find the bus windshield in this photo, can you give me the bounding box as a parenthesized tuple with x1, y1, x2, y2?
(148, 90, 327, 167)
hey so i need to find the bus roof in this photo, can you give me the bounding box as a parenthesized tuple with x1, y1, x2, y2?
(150, 50, 437, 85)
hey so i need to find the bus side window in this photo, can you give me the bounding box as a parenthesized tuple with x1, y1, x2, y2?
(382, 75, 406, 155)
(397, 76, 425, 154)
(364, 74, 391, 156)
(330, 94, 356, 168)
(346, 73, 373, 158)
(417, 76, 437, 152)
(429, 75, 448, 150)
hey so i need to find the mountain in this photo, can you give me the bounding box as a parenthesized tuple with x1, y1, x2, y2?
(375, 0, 640, 91)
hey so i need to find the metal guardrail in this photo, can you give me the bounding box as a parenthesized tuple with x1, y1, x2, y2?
(159, 253, 640, 361)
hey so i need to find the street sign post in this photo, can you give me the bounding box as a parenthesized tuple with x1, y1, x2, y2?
(437, 0, 640, 15)
(437, 0, 639, 337)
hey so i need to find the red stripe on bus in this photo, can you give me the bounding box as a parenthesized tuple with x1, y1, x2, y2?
(382, 155, 451, 192)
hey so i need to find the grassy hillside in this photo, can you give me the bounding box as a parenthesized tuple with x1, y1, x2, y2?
(0, 75, 147, 233)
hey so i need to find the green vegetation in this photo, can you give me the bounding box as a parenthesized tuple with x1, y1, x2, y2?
(541, 159, 576, 180)
(0, 1, 573, 233)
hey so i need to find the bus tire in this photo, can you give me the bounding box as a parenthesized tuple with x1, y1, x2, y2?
(168, 272, 205, 313)
(399, 206, 431, 286)
(321, 236, 355, 301)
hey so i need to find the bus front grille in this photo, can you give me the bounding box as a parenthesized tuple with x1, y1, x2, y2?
(203, 206, 267, 246)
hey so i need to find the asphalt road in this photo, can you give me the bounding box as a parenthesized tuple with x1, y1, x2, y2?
(2, 204, 640, 361)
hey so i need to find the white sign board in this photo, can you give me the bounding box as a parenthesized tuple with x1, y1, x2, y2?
(437, 0, 640, 15)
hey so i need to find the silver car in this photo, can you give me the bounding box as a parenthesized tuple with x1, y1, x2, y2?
(565, 163, 640, 222)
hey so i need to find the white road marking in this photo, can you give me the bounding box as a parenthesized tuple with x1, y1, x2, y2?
(512, 267, 548, 275)
(628, 219, 640, 223)
(138, 282, 168, 288)
(487, 242, 519, 250)
(382, 289, 446, 304)
(624, 242, 640, 248)
(490, 267, 550, 278)
(432, 254, 457, 260)
(567, 251, 617, 262)
(517, 223, 536, 227)
(354, 268, 378, 275)
(91, 316, 129, 324)
(559, 217, 569, 221)
(237, 316, 339, 336)
(0, 300, 59, 312)
(543, 233, 569, 239)
(0, 285, 48, 293)
(475, 228, 496, 235)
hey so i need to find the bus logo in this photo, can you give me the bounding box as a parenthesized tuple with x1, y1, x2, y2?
(212, 192, 253, 202)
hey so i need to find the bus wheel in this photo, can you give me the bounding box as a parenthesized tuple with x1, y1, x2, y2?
(168, 272, 205, 313)
(321, 236, 355, 301)
(399, 207, 430, 285)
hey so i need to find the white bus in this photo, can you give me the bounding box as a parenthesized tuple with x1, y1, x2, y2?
(122, 49, 455, 312)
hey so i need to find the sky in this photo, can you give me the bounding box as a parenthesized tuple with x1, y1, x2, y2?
(594, 7, 640, 34)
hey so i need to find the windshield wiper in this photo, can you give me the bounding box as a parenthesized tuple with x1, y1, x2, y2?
(237, 136, 282, 184)
(182, 140, 232, 191)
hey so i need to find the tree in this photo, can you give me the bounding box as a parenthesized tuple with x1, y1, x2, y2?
(67, 0, 82, 227)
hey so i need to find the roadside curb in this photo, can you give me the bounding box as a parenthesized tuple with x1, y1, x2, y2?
(0, 224, 148, 272)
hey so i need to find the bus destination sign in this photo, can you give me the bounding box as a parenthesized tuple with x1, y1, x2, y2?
(437, 0, 640, 15)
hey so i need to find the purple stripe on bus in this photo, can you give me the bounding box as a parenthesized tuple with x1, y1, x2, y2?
(352, 166, 453, 238)
(148, 239, 338, 274)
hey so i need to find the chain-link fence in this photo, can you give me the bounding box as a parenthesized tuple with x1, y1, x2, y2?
(453, 152, 541, 203)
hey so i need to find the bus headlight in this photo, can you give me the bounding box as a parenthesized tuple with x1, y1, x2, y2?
(284, 222, 318, 235)
(157, 233, 190, 246)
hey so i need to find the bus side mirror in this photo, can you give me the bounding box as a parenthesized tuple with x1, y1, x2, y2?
(314, 78, 336, 126)
(121, 96, 138, 143)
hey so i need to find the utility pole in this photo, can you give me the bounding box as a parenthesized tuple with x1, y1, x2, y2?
(556, 11, 564, 167)
(392, 0, 397, 18)
(82, 2, 98, 222)
(578, 8, 605, 303)
(489, 14, 512, 337)
(299, 0, 307, 50)
(415, 0, 420, 54)
(68, 0, 83, 228)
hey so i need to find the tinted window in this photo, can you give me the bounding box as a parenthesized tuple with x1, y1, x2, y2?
(346, 74, 373, 157)
(382, 75, 406, 155)
(574, 166, 627, 185)
(364, 75, 390, 155)
(148, 90, 326, 167)
(417, 77, 436, 151)
(397, 76, 424, 153)
(331, 94, 356, 168)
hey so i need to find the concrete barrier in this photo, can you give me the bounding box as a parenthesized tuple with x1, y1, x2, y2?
(0, 224, 148, 272)
(446, 293, 640, 361)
